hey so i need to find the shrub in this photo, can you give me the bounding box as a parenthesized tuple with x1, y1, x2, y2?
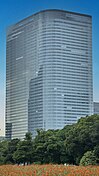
(80, 151, 97, 166)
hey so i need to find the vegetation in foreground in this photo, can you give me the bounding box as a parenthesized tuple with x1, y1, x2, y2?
(0, 164, 99, 176)
(0, 114, 99, 166)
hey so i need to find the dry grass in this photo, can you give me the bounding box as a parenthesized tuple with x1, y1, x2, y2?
(0, 164, 99, 176)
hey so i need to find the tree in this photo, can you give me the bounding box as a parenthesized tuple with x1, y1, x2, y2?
(0, 115, 99, 165)
(80, 151, 97, 166)
(46, 135, 62, 164)
(4, 139, 20, 164)
(93, 145, 99, 164)
(13, 132, 33, 165)
(61, 114, 99, 165)
(25, 132, 32, 141)
(13, 141, 27, 165)
(32, 115, 99, 165)
(33, 129, 62, 164)
(0, 140, 8, 164)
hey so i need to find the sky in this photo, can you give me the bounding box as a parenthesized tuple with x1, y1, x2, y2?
(0, 0, 99, 136)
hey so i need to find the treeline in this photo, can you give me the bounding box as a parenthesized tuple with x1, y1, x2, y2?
(0, 114, 99, 166)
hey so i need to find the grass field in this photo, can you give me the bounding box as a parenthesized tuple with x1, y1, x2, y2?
(0, 164, 99, 176)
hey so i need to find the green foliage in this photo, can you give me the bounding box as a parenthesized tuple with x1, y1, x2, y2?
(4, 138, 20, 164)
(0, 115, 99, 165)
(93, 145, 99, 164)
(0, 140, 8, 164)
(80, 151, 97, 166)
(62, 114, 99, 165)
(33, 129, 62, 164)
(25, 132, 32, 141)
(32, 115, 99, 165)
(13, 132, 33, 165)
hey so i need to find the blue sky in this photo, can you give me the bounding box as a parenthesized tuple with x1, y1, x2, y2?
(0, 0, 99, 135)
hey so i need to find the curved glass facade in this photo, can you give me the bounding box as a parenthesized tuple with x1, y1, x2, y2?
(6, 10, 93, 139)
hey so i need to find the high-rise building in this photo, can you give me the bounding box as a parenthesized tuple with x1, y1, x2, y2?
(93, 102, 99, 114)
(6, 9, 93, 139)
